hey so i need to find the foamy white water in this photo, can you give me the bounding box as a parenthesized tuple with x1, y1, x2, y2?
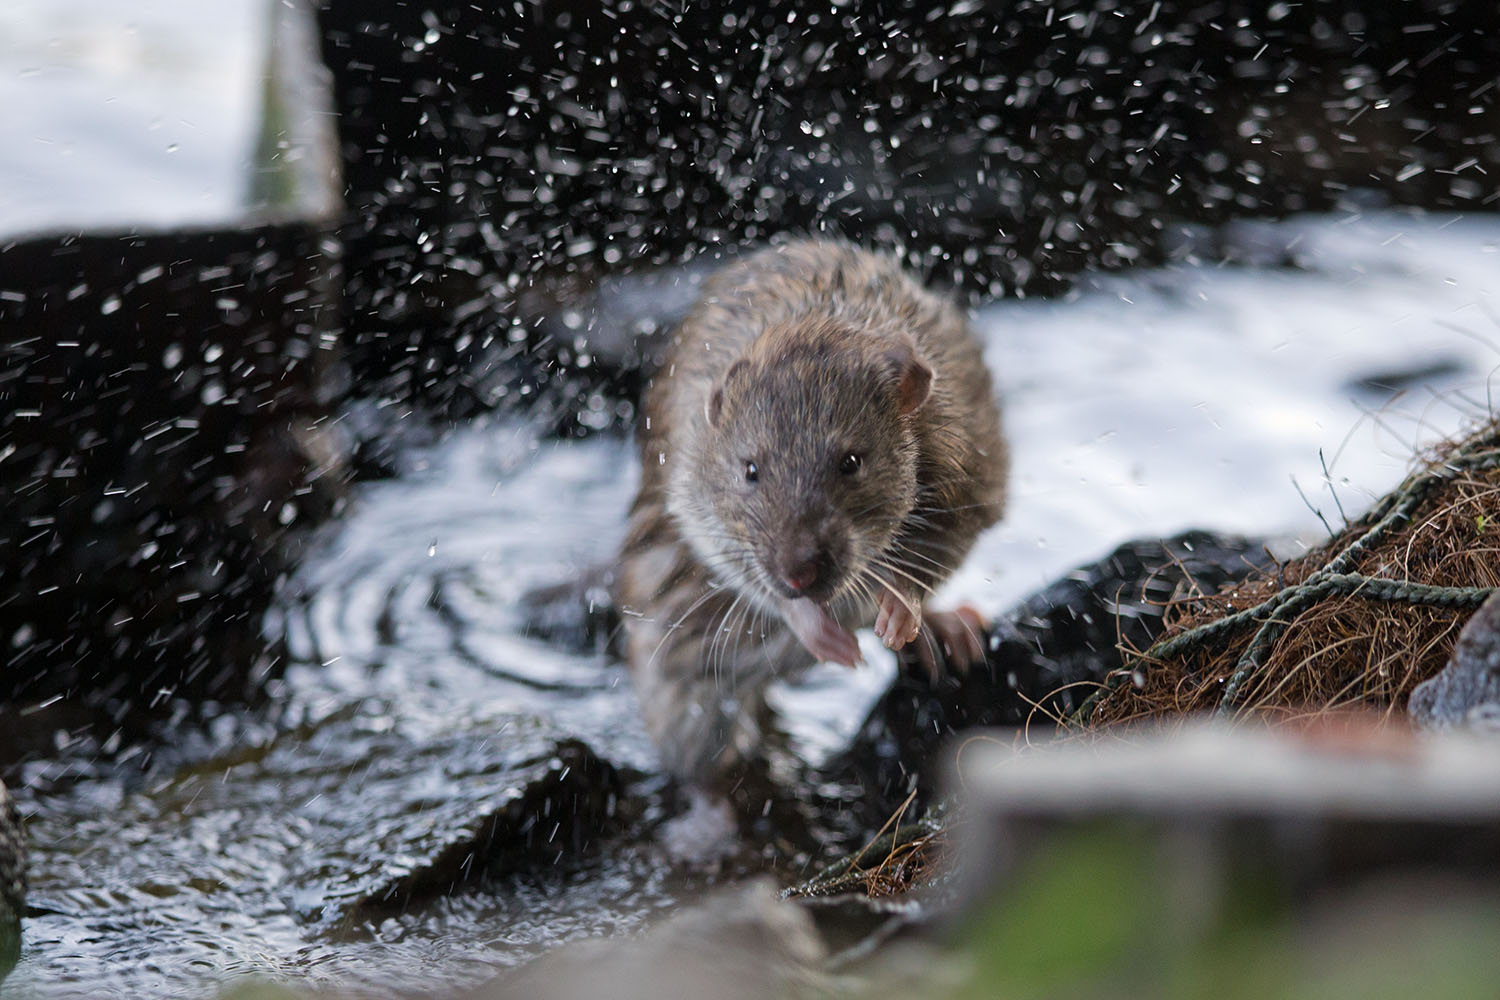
(0, 0, 268, 237)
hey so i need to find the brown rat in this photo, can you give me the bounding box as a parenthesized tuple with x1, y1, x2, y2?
(616, 240, 1006, 786)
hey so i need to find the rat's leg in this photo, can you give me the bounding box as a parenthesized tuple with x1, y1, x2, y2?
(920, 604, 987, 670)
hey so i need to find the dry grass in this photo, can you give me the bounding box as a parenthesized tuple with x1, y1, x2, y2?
(1082, 420, 1500, 729)
(842, 828, 949, 898)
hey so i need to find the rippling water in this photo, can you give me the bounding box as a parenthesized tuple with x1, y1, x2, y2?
(9, 211, 1500, 998)
(276, 429, 647, 727)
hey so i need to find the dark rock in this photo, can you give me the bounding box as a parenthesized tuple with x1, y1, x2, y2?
(0, 224, 347, 721)
(514, 572, 620, 658)
(333, 733, 631, 923)
(1345, 356, 1470, 400)
(1409, 591, 1500, 730)
(22, 701, 638, 943)
(0, 781, 23, 980)
(829, 531, 1273, 809)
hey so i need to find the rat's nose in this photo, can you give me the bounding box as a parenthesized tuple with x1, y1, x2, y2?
(778, 540, 831, 596)
(783, 559, 820, 593)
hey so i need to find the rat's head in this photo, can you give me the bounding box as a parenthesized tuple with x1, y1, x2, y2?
(677, 321, 933, 608)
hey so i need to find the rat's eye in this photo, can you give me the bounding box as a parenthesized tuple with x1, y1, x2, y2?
(838, 452, 862, 476)
(744, 460, 759, 484)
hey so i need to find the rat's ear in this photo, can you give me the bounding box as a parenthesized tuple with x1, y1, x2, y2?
(884, 340, 932, 415)
(706, 360, 749, 427)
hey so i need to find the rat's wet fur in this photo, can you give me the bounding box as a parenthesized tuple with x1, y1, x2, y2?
(617, 241, 1006, 788)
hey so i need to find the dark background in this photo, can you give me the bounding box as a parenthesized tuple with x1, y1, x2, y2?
(318, 0, 1498, 417)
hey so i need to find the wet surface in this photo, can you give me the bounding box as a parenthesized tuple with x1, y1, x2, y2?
(15, 704, 682, 999)
(7, 211, 1500, 998)
(7, 433, 707, 998)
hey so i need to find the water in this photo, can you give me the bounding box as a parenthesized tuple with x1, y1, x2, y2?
(959, 211, 1500, 608)
(9, 210, 1500, 997)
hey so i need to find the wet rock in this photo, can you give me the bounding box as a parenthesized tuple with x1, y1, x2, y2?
(477, 879, 826, 1000)
(831, 531, 1272, 807)
(1409, 591, 1500, 730)
(514, 573, 621, 658)
(0, 781, 23, 980)
(333, 736, 630, 924)
(0, 222, 347, 721)
(20, 701, 639, 977)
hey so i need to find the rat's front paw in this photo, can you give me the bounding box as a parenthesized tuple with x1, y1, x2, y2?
(922, 604, 988, 672)
(895, 603, 989, 682)
(874, 590, 922, 650)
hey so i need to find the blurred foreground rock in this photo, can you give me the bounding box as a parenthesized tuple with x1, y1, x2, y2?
(902, 721, 1500, 997)
(477, 880, 825, 1000)
(954, 721, 1500, 905)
